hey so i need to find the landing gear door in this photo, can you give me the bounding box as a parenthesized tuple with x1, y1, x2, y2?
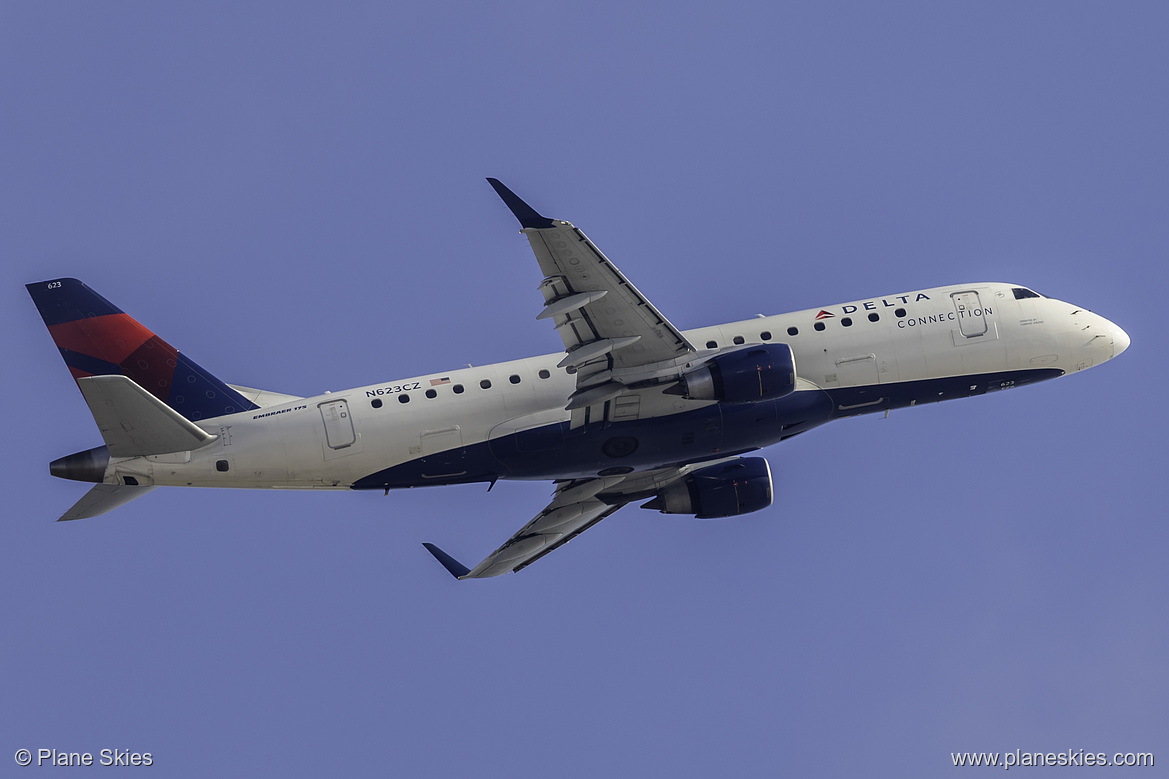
(951, 291, 988, 338)
(418, 426, 470, 481)
(421, 425, 462, 455)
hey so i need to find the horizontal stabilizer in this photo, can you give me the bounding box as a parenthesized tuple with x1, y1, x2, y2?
(58, 483, 156, 521)
(77, 375, 216, 457)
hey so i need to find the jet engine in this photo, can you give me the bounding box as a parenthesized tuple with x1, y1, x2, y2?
(668, 344, 796, 404)
(641, 457, 773, 519)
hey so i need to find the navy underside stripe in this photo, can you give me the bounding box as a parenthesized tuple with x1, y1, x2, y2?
(824, 367, 1065, 417)
(353, 386, 836, 490)
(352, 368, 1066, 490)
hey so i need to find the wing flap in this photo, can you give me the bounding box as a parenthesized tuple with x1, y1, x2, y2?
(466, 498, 618, 578)
(526, 228, 694, 369)
(422, 474, 630, 579)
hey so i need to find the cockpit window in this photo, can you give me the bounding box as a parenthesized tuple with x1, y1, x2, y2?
(1012, 287, 1043, 300)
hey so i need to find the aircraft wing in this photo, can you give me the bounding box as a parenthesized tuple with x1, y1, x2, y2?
(488, 179, 695, 409)
(423, 459, 738, 579)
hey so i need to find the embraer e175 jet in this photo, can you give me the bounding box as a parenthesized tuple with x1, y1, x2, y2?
(28, 180, 1130, 579)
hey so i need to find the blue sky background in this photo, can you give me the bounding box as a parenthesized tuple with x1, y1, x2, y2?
(2, 3, 1166, 776)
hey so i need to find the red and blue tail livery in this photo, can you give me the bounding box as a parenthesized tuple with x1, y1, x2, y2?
(26, 278, 257, 422)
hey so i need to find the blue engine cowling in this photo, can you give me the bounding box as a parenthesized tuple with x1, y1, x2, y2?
(671, 344, 796, 404)
(641, 457, 774, 519)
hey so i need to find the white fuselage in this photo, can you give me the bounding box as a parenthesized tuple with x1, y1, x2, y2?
(100, 282, 1127, 492)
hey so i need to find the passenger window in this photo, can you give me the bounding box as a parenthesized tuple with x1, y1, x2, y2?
(733, 336, 745, 345)
(895, 308, 906, 317)
(371, 399, 383, 409)
(453, 384, 464, 394)
(706, 340, 718, 349)
(841, 317, 852, 327)
(538, 369, 551, 379)
(868, 313, 879, 322)
(760, 331, 772, 341)
(480, 379, 492, 389)
(398, 394, 410, 404)
(814, 322, 825, 332)
(509, 374, 521, 384)
(425, 389, 437, 399)
(787, 326, 798, 336)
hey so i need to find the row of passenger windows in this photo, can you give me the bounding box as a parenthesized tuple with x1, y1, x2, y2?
(371, 303, 921, 408)
(369, 368, 554, 408)
(703, 307, 910, 348)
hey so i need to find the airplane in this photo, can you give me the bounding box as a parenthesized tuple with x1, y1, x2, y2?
(27, 179, 1130, 579)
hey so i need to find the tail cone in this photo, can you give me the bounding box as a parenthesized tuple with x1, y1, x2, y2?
(50, 446, 110, 483)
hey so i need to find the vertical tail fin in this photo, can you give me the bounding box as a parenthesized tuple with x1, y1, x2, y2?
(26, 278, 258, 422)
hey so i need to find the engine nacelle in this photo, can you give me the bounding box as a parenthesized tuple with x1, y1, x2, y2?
(641, 457, 773, 519)
(670, 344, 796, 404)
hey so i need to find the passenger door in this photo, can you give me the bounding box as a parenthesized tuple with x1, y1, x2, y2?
(951, 291, 988, 338)
(318, 399, 356, 449)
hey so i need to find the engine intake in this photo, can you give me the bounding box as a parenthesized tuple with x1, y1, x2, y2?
(669, 344, 796, 404)
(641, 457, 773, 519)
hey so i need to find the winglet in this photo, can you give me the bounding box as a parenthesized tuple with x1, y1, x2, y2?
(486, 178, 556, 229)
(422, 542, 471, 579)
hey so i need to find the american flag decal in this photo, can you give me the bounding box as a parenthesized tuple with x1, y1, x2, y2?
(430, 377, 451, 386)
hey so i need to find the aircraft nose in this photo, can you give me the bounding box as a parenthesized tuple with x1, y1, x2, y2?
(1111, 322, 1130, 358)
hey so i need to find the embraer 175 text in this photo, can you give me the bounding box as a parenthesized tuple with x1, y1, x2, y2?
(28, 180, 1130, 579)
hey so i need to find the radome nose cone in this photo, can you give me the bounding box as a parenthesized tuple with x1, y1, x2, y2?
(1112, 324, 1131, 357)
